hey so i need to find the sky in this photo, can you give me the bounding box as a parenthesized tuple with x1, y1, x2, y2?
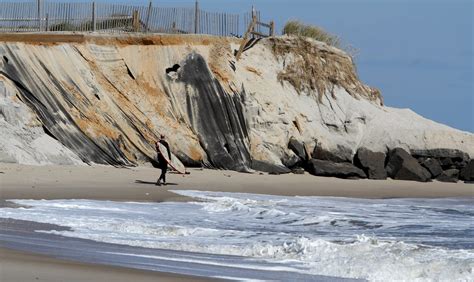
(16, 0, 474, 132)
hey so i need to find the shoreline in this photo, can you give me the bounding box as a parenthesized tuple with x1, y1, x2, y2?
(1, 163, 472, 281)
(0, 247, 216, 282)
(0, 164, 472, 202)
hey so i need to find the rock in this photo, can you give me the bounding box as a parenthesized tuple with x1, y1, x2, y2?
(420, 158, 443, 178)
(307, 159, 366, 179)
(411, 148, 468, 160)
(354, 148, 387, 180)
(251, 160, 291, 174)
(453, 160, 468, 170)
(292, 167, 305, 175)
(411, 148, 470, 163)
(460, 160, 474, 181)
(412, 148, 471, 170)
(175, 152, 202, 167)
(436, 169, 459, 183)
(417, 157, 428, 163)
(281, 153, 301, 168)
(288, 137, 306, 160)
(439, 158, 454, 169)
(312, 144, 352, 163)
(386, 148, 431, 182)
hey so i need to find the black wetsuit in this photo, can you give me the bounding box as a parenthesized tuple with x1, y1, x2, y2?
(157, 140, 171, 184)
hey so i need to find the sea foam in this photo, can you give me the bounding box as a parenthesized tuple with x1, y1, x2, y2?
(1, 192, 473, 281)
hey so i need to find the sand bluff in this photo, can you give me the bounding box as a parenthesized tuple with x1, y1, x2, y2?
(0, 33, 473, 181)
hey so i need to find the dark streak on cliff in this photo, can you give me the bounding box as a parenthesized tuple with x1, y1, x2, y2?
(178, 53, 252, 171)
(0, 45, 130, 166)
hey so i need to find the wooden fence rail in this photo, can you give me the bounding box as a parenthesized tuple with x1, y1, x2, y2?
(0, 1, 264, 37)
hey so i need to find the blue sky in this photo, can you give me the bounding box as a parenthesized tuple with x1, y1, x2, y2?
(27, 0, 474, 131)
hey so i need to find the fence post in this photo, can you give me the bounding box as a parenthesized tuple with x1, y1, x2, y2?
(45, 13, 49, 31)
(132, 10, 140, 32)
(270, 20, 275, 36)
(194, 0, 199, 34)
(92, 2, 97, 32)
(145, 0, 152, 33)
(235, 15, 256, 61)
(37, 0, 42, 31)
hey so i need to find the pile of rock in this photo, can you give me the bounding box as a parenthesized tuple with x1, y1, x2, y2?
(410, 149, 473, 183)
(285, 138, 473, 183)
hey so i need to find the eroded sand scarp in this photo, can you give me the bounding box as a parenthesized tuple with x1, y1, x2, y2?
(0, 33, 472, 167)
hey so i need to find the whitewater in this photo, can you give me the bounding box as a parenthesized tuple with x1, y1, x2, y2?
(0, 191, 473, 281)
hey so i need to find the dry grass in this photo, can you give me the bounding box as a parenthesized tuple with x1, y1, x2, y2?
(282, 20, 340, 48)
(245, 66, 262, 77)
(271, 37, 383, 105)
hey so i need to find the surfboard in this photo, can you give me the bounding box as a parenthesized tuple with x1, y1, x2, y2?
(156, 142, 186, 174)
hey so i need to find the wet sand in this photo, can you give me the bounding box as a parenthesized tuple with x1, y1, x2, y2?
(0, 163, 472, 281)
(0, 248, 214, 282)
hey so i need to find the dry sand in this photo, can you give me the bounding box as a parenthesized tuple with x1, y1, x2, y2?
(0, 163, 472, 201)
(0, 163, 472, 281)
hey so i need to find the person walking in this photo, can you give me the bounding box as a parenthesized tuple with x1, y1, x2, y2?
(155, 134, 171, 186)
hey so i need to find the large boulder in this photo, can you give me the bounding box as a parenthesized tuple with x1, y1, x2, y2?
(354, 148, 387, 180)
(281, 153, 302, 168)
(386, 148, 431, 182)
(436, 169, 459, 183)
(453, 160, 468, 170)
(411, 148, 470, 161)
(251, 160, 291, 174)
(420, 158, 443, 178)
(439, 158, 454, 169)
(307, 159, 366, 179)
(411, 149, 470, 170)
(288, 137, 306, 161)
(292, 167, 305, 175)
(460, 160, 474, 181)
(313, 144, 352, 163)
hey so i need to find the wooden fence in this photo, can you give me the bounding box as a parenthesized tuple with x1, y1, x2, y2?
(0, 1, 263, 37)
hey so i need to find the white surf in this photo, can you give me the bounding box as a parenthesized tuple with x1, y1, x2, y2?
(0, 192, 472, 281)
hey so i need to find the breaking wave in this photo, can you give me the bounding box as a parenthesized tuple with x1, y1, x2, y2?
(1, 192, 473, 281)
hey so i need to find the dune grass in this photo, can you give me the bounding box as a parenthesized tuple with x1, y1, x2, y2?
(271, 36, 383, 105)
(282, 20, 341, 48)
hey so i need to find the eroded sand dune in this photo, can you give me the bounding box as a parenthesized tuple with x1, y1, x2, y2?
(0, 33, 472, 169)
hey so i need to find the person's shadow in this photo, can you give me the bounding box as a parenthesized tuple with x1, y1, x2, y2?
(135, 180, 178, 186)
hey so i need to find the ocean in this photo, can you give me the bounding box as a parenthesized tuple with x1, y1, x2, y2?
(0, 191, 473, 281)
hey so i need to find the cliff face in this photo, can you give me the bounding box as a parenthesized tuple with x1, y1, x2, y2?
(0, 33, 472, 169)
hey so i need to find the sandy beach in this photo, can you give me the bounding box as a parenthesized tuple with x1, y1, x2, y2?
(0, 163, 472, 201)
(1, 163, 472, 281)
(0, 248, 215, 282)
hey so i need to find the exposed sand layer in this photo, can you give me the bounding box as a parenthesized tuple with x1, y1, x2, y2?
(2, 33, 472, 170)
(0, 32, 239, 45)
(1, 164, 472, 201)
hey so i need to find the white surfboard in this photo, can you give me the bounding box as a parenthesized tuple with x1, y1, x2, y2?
(157, 142, 186, 174)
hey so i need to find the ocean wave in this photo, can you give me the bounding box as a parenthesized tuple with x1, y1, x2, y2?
(42, 229, 474, 281)
(2, 193, 473, 281)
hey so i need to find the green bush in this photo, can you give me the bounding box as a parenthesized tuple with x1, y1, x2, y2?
(282, 20, 340, 48)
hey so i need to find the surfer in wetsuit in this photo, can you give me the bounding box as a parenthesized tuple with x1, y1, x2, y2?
(155, 135, 171, 186)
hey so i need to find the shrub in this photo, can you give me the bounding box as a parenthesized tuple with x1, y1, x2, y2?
(282, 20, 340, 48)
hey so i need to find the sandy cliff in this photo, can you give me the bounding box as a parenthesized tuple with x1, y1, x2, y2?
(0, 33, 472, 170)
